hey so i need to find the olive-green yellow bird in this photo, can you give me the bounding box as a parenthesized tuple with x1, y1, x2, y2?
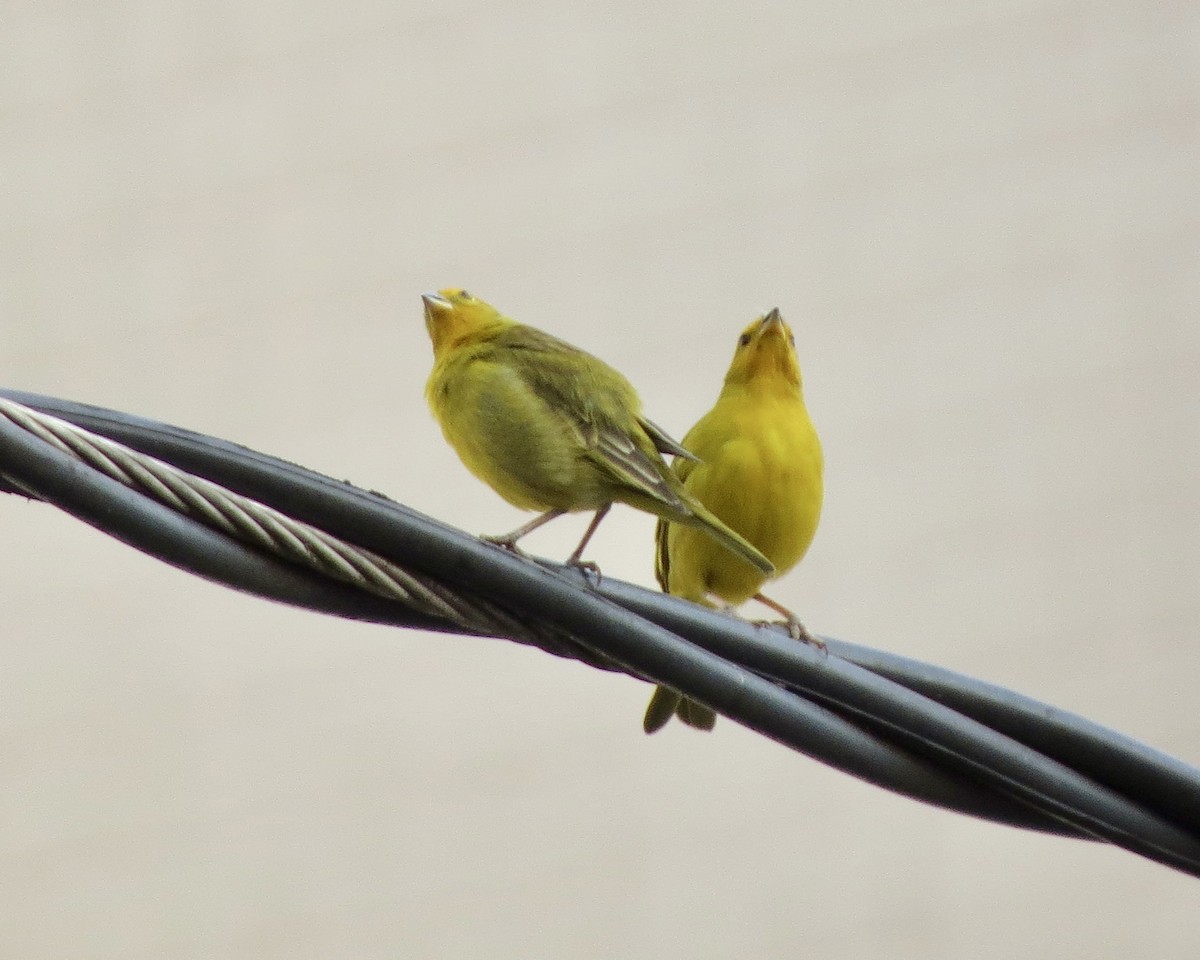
(421, 288, 775, 575)
(644, 308, 824, 733)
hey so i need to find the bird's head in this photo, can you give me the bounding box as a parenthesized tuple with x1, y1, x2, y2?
(421, 288, 506, 356)
(724, 308, 802, 389)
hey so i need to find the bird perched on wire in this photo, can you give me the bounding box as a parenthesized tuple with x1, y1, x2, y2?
(421, 288, 775, 575)
(645, 307, 824, 733)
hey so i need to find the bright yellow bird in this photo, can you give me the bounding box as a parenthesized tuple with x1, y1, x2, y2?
(644, 308, 824, 733)
(421, 288, 775, 575)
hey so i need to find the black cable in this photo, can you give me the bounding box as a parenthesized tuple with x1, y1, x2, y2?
(593, 578, 1200, 864)
(0, 396, 441, 631)
(831, 643, 1200, 836)
(0, 391, 1046, 829)
(3, 388, 1198, 877)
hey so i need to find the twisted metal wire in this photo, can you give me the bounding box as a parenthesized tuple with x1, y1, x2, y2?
(0, 395, 565, 653)
(2, 388, 1198, 878)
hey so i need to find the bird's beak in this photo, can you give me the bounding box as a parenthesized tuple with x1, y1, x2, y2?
(758, 312, 787, 340)
(422, 292, 452, 313)
(758, 307, 793, 346)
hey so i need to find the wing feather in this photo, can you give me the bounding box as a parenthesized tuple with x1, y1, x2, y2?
(486, 325, 688, 511)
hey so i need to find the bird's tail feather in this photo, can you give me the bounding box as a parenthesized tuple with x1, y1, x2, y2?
(680, 501, 775, 574)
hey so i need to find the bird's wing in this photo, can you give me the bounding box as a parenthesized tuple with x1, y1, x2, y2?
(639, 416, 701, 462)
(490, 325, 688, 511)
(652, 417, 706, 591)
(653, 515, 671, 590)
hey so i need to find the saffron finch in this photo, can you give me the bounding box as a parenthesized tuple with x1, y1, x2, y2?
(422, 288, 775, 575)
(644, 308, 824, 733)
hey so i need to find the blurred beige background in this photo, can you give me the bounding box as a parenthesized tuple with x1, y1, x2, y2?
(3, 1, 1199, 957)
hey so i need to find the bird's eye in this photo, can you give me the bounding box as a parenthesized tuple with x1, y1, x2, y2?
(788, 333, 795, 345)
(459, 290, 473, 301)
(738, 333, 752, 347)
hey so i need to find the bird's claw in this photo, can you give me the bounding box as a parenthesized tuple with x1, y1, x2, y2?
(754, 617, 827, 654)
(482, 534, 530, 557)
(569, 558, 603, 585)
(786, 618, 827, 653)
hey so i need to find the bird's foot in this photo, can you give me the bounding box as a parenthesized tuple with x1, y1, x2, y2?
(750, 593, 827, 654)
(784, 616, 827, 652)
(482, 533, 532, 557)
(568, 557, 603, 585)
(751, 615, 827, 654)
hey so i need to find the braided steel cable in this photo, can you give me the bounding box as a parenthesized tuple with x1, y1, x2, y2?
(2, 388, 1198, 877)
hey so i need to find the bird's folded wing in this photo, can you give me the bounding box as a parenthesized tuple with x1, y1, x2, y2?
(638, 416, 701, 462)
(492, 325, 687, 510)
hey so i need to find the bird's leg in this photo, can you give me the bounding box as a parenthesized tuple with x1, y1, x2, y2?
(565, 503, 612, 570)
(752, 592, 827, 652)
(484, 509, 567, 555)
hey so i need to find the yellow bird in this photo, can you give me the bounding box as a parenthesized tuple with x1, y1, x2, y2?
(644, 308, 824, 733)
(421, 288, 775, 575)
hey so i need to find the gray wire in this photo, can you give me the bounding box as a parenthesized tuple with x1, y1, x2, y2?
(3, 388, 1198, 877)
(0, 396, 549, 649)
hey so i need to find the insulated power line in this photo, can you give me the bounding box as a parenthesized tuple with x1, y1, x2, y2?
(2, 389, 1197, 877)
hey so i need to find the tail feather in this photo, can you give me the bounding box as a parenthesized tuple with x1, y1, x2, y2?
(643, 686, 681, 734)
(644, 686, 717, 734)
(680, 500, 775, 575)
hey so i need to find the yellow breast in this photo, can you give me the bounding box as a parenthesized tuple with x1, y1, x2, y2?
(663, 390, 823, 604)
(426, 347, 596, 512)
